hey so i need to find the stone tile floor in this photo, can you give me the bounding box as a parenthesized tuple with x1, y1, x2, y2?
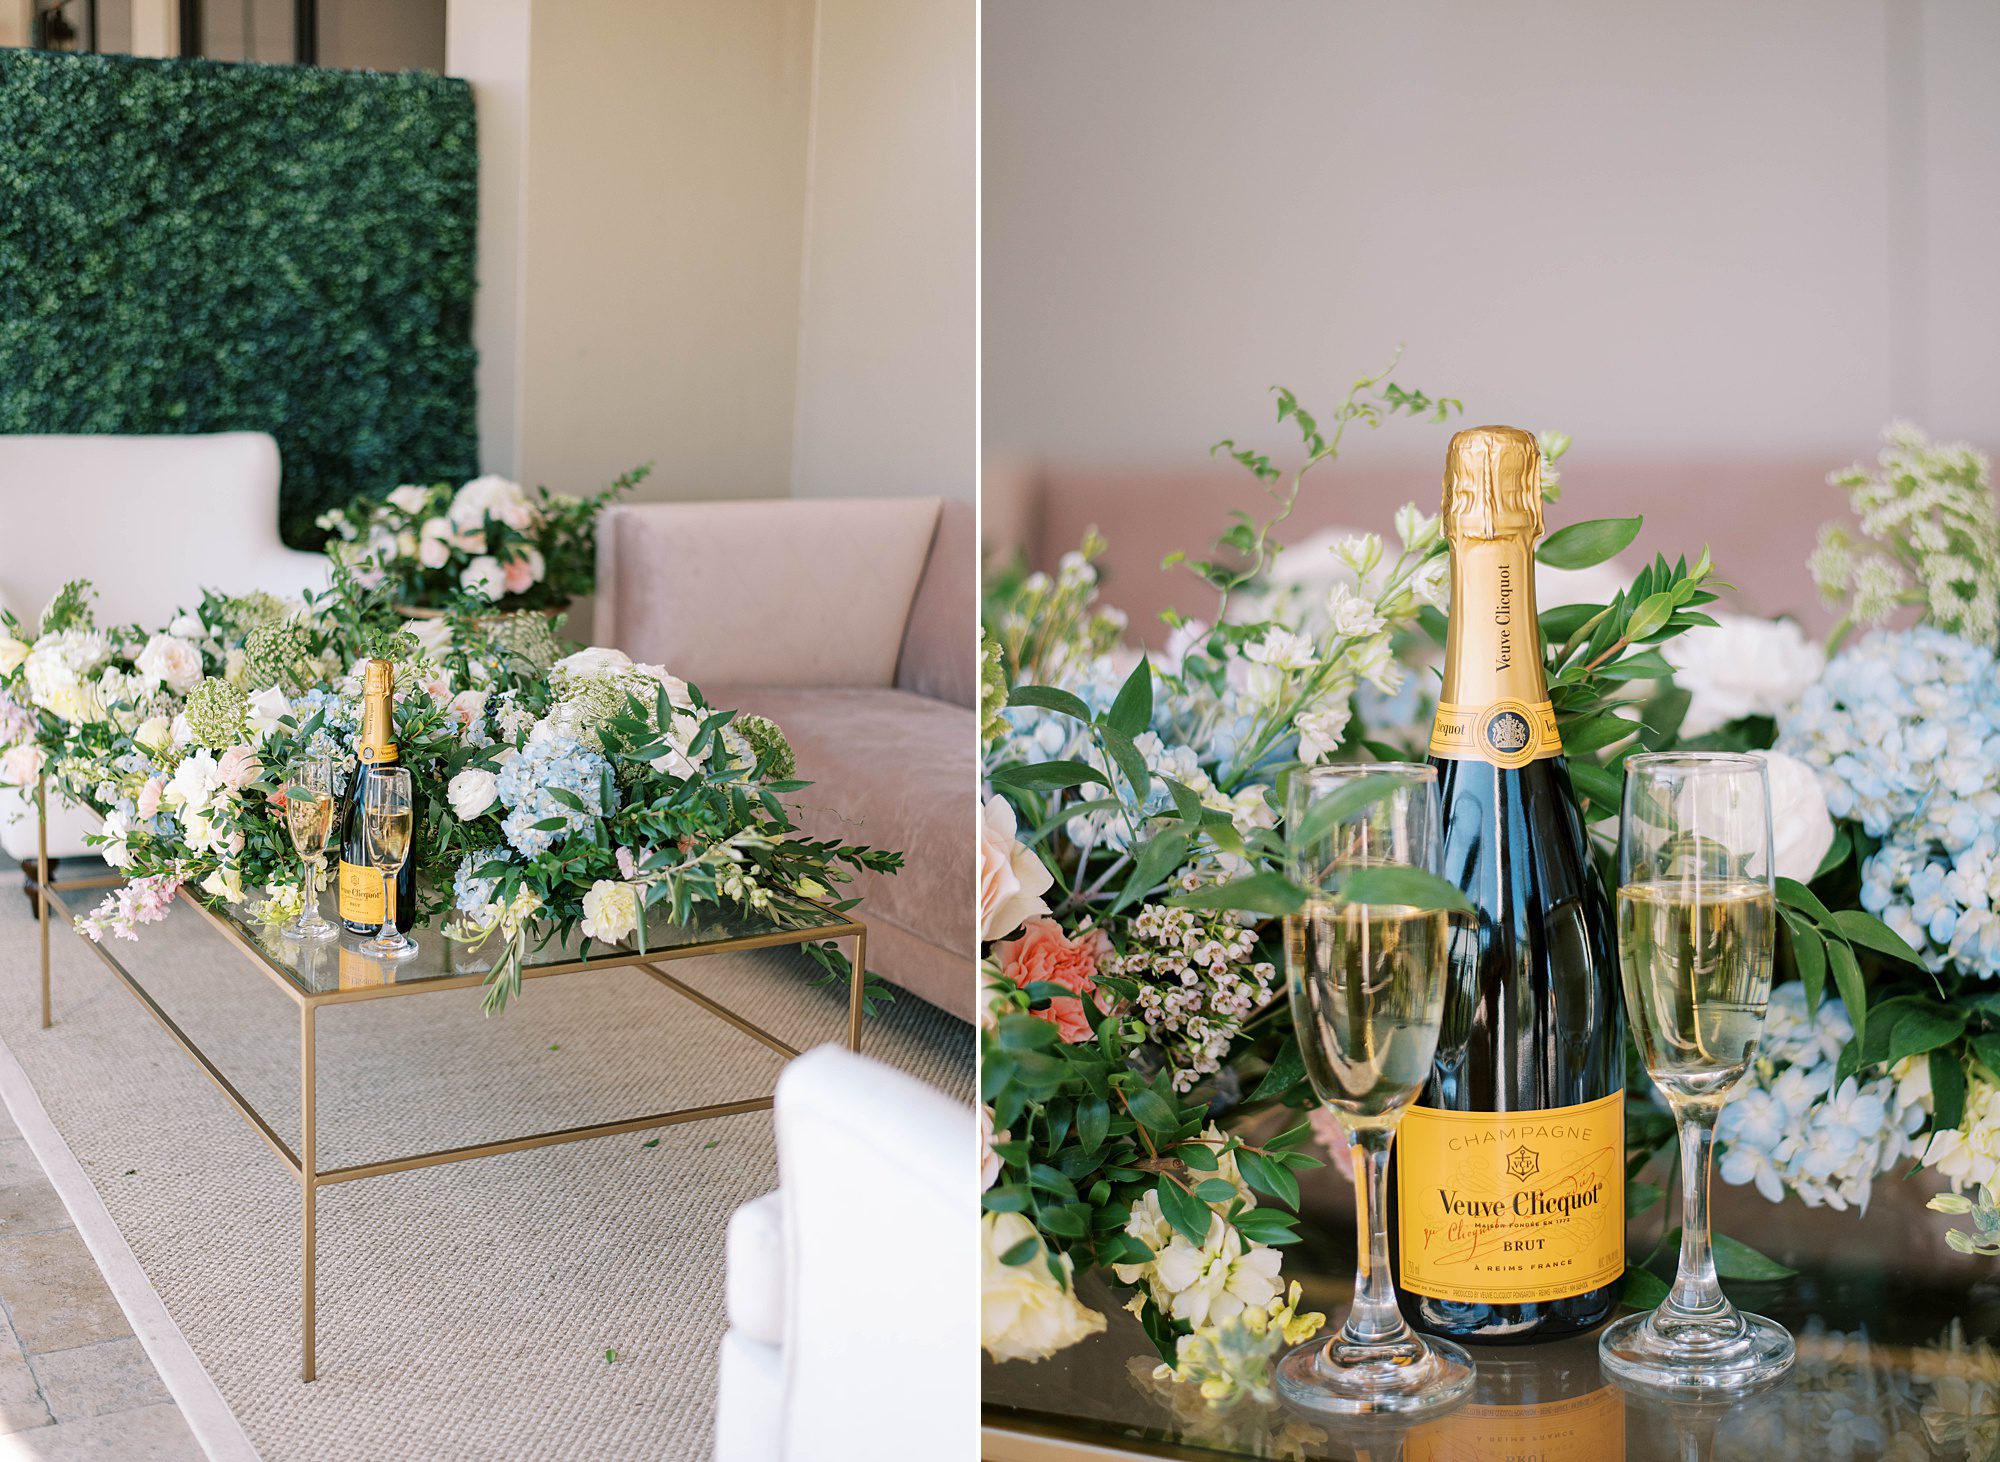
(0, 1101, 202, 1460)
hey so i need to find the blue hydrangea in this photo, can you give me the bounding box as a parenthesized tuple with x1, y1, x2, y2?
(453, 845, 509, 915)
(496, 731, 611, 858)
(1777, 626, 2000, 978)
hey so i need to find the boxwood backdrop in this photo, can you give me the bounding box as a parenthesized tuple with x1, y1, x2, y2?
(0, 49, 478, 547)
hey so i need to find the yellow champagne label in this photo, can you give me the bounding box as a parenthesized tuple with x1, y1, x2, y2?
(1429, 697, 1561, 767)
(337, 860, 395, 925)
(1396, 1090, 1624, 1304)
(1406, 1387, 1625, 1462)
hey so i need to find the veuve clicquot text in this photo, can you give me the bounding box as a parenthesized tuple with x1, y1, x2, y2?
(1392, 426, 1624, 1343)
(336, 659, 418, 934)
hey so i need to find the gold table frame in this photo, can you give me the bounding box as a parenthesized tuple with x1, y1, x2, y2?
(30, 778, 865, 1381)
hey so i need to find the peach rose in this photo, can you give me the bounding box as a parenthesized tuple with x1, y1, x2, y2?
(980, 795, 1053, 941)
(136, 774, 165, 820)
(993, 918, 1110, 1044)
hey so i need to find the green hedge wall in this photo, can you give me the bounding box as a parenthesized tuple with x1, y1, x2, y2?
(0, 50, 478, 547)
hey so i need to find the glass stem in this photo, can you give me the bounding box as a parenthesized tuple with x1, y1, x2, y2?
(1343, 1127, 1411, 1347)
(381, 867, 395, 940)
(1668, 1099, 1728, 1319)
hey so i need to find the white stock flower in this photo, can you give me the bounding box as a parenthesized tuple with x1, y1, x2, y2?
(1294, 705, 1351, 765)
(580, 879, 642, 944)
(1332, 533, 1383, 577)
(1324, 583, 1386, 639)
(1751, 750, 1835, 882)
(461, 557, 507, 602)
(981, 1212, 1106, 1363)
(1394, 503, 1442, 553)
(448, 767, 500, 821)
(0, 637, 27, 676)
(1663, 613, 1827, 737)
(980, 795, 1053, 941)
(1142, 1212, 1282, 1330)
(1923, 1075, 2000, 1193)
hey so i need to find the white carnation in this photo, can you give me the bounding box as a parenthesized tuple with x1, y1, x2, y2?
(580, 879, 642, 944)
(1663, 613, 1827, 737)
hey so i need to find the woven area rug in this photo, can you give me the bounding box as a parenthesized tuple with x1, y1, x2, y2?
(0, 874, 972, 1461)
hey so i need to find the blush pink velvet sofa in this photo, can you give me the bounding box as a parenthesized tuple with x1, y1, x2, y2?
(595, 498, 974, 1022)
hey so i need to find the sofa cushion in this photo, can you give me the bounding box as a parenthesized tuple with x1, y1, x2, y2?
(894, 499, 976, 709)
(715, 687, 973, 1019)
(725, 1190, 786, 1346)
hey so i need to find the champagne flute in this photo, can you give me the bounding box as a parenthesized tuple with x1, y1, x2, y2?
(280, 757, 338, 942)
(1274, 763, 1474, 1417)
(1600, 752, 1793, 1394)
(360, 766, 417, 961)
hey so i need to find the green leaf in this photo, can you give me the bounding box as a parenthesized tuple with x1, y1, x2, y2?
(1931, 1047, 1968, 1132)
(1335, 864, 1474, 915)
(1115, 830, 1189, 914)
(1194, 1179, 1239, 1204)
(1566, 761, 1623, 819)
(1249, 1037, 1307, 1103)
(1123, 1086, 1182, 1137)
(1560, 711, 1639, 756)
(1620, 1268, 1670, 1310)
(1626, 1180, 1664, 1218)
(1168, 870, 1306, 918)
(1238, 1149, 1300, 1209)
(1539, 602, 1603, 645)
(1883, 1002, 1966, 1065)
(1075, 1094, 1109, 1155)
(1008, 685, 1092, 721)
(988, 760, 1110, 794)
(1157, 1180, 1212, 1248)
(1710, 1233, 1797, 1281)
(1292, 776, 1400, 850)
(1623, 592, 1676, 641)
(1784, 914, 1827, 1012)
(1105, 657, 1153, 739)
(1829, 909, 1928, 969)
(1538, 516, 1642, 571)
(1098, 727, 1152, 803)
(1179, 1142, 1220, 1173)
(998, 1236, 1040, 1266)
(1775, 876, 1835, 925)
(1971, 1031, 2000, 1079)
(1827, 939, 1867, 1045)
(1596, 652, 1674, 682)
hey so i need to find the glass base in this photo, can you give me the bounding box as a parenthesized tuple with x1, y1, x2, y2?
(285, 912, 339, 943)
(359, 931, 419, 962)
(1598, 1307, 1794, 1396)
(1275, 1331, 1475, 1417)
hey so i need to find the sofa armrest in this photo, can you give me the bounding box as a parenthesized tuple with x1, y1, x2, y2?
(595, 499, 942, 690)
(772, 1047, 974, 1461)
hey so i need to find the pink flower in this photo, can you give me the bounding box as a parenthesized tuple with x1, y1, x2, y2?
(216, 746, 263, 791)
(615, 845, 638, 879)
(1308, 1105, 1357, 1180)
(136, 775, 165, 819)
(501, 547, 546, 596)
(992, 918, 1110, 1044)
(447, 690, 488, 730)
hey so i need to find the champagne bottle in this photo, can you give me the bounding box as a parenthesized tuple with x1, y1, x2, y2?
(336, 659, 418, 935)
(1392, 426, 1624, 1343)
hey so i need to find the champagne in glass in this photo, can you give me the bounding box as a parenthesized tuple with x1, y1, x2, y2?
(359, 766, 418, 961)
(1275, 764, 1475, 1418)
(1599, 753, 1793, 1395)
(280, 757, 338, 942)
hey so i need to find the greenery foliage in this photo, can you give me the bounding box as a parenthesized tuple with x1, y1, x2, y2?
(0, 49, 478, 547)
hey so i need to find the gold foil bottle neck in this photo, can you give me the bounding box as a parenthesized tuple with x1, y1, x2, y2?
(1441, 425, 1544, 543)
(358, 658, 396, 763)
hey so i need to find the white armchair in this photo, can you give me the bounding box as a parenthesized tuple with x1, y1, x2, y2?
(716, 1046, 974, 1461)
(0, 432, 327, 869)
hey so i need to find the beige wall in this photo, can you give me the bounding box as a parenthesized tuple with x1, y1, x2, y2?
(791, 0, 976, 501)
(320, 0, 445, 72)
(983, 0, 2000, 473)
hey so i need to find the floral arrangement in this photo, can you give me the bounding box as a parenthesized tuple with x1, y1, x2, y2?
(315, 467, 647, 614)
(978, 364, 1748, 1397)
(0, 566, 894, 1014)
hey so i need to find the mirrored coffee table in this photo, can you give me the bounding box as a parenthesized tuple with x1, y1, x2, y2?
(32, 801, 865, 1381)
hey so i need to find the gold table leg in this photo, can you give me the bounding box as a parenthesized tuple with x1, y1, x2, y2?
(846, 927, 866, 1054)
(301, 1003, 317, 1382)
(36, 771, 49, 1030)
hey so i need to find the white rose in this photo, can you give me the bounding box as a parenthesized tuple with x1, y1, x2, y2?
(981, 1212, 1105, 1364)
(247, 687, 291, 740)
(1753, 750, 1835, 883)
(580, 879, 642, 944)
(461, 556, 507, 602)
(0, 743, 45, 787)
(387, 484, 433, 514)
(447, 767, 500, 821)
(0, 637, 28, 676)
(450, 474, 534, 532)
(979, 795, 1053, 942)
(167, 613, 206, 639)
(135, 633, 202, 693)
(134, 715, 173, 755)
(552, 647, 633, 681)
(1662, 613, 1827, 738)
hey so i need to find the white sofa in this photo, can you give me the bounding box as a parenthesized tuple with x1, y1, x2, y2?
(715, 1046, 974, 1461)
(0, 433, 327, 868)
